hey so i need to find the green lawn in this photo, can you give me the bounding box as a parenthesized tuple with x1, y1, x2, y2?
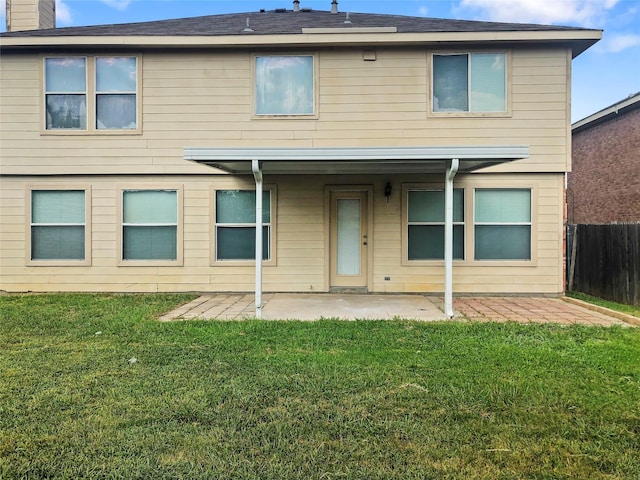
(567, 291, 640, 318)
(1, 294, 639, 479)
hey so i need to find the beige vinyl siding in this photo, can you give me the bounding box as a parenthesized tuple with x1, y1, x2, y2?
(38, 0, 55, 29)
(0, 43, 570, 295)
(6, 0, 54, 32)
(1, 47, 569, 176)
(0, 173, 564, 295)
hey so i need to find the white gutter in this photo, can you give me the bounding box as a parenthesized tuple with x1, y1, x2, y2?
(186, 146, 529, 162)
(572, 92, 640, 131)
(252, 159, 263, 319)
(444, 158, 459, 319)
(0, 30, 602, 54)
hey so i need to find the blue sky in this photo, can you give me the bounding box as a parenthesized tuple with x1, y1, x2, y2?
(2, 0, 639, 122)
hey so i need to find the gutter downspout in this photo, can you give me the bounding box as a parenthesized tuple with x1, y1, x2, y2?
(252, 159, 263, 319)
(444, 158, 459, 318)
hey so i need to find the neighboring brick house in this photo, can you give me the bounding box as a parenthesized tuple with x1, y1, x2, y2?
(568, 93, 640, 224)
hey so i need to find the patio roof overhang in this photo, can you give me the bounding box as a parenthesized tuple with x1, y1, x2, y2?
(183, 146, 530, 175)
(183, 145, 530, 319)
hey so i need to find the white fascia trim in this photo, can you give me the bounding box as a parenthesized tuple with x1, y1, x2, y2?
(572, 93, 640, 131)
(184, 146, 530, 162)
(0, 30, 601, 49)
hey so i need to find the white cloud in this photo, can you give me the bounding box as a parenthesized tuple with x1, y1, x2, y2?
(601, 33, 640, 52)
(56, 0, 73, 25)
(100, 0, 133, 11)
(459, 0, 620, 25)
(418, 6, 429, 16)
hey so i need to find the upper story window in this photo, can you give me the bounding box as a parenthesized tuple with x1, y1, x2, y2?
(255, 55, 315, 116)
(44, 56, 139, 133)
(432, 53, 507, 113)
(45, 57, 87, 130)
(95, 57, 137, 129)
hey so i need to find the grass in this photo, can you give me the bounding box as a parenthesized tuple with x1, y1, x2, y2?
(567, 291, 640, 318)
(1, 293, 639, 479)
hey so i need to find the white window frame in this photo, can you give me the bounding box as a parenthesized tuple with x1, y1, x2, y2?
(403, 186, 465, 264)
(43, 56, 88, 131)
(94, 56, 139, 131)
(26, 185, 92, 266)
(473, 188, 532, 261)
(430, 51, 510, 116)
(252, 53, 318, 118)
(118, 186, 183, 266)
(42, 55, 141, 135)
(211, 186, 277, 266)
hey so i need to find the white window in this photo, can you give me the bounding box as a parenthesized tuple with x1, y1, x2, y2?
(432, 53, 506, 113)
(255, 55, 315, 116)
(474, 189, 531, 260)
(407, 189, 464, 260)
(122, 190, 177, 261)
(95, 57, 137, 130)
(215, 190, 272, 261)
(44, 56, 138, 132)
(45, 57, 87, 130)
(30, 190, 86, 261)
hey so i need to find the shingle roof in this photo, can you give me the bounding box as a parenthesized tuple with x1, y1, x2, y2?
(0, 9, 594, 37)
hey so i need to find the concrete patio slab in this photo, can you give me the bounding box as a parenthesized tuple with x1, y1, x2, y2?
(261, 293, 446, 321)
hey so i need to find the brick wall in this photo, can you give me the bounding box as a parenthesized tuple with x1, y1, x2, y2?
(569, 106, 640, 224)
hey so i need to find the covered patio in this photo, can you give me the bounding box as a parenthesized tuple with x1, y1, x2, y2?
(184, 146, 529, 319)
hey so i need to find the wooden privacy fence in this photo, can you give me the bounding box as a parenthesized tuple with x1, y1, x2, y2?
(567, 223, 640, 305)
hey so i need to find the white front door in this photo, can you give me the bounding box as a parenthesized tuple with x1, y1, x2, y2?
(330, 191, 368, 288)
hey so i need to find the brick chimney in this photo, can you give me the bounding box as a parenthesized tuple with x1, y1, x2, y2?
(6, 0, 56, 32)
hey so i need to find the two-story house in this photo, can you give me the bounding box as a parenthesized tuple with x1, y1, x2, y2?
(0, 0, 601, 316)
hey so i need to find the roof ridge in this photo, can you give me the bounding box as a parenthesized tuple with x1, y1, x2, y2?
(1, 9, 599, 38)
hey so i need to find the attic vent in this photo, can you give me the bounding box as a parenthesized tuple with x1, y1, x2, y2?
(275, 8, 287, 13)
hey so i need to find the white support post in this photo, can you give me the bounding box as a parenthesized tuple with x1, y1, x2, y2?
(252, 159, 263, 319)
(444, 158, 459, 319)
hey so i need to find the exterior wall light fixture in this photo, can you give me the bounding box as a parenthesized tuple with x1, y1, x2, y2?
(384, 182, 392, 204)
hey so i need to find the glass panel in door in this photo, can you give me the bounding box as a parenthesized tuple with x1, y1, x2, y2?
(337, 198, 361, 275)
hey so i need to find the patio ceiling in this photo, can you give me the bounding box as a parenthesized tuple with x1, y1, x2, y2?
(183, 146, 530, 174)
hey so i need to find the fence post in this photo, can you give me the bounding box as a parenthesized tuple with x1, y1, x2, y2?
(568, 224, 577, 291)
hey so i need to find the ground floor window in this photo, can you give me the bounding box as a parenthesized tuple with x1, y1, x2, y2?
(215, 189, 272, 261)
(30, 189, 87, 261)
(122, 189, 178, 261)
(407, 189, 464, 260)
(474, 188, 531, 260)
